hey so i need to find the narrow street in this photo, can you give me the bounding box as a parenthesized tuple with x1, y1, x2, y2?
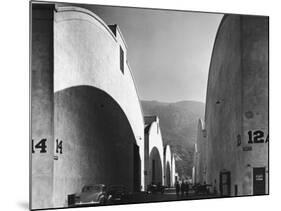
(129, 188, 218, 204)
(72, 187, 219, 208)
(30, 3, 268, 210)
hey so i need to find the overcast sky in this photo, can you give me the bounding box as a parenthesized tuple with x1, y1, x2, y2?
(78, 4, 223, 103)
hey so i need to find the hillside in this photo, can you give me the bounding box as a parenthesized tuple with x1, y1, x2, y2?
(141, 100, 205, 178)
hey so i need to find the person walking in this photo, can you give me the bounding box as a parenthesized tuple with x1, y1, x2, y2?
(185, 181, 189, 197)
(180, 181, 185, 197)
(175, 180, 180, 197)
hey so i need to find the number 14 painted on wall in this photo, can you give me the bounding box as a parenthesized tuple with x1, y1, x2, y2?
(31, 139, 63, 154)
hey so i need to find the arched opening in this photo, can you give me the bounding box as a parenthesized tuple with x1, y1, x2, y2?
(53, 85, 141, 206)
(149, 147, 163, 185)
(166, 162, 171, 187)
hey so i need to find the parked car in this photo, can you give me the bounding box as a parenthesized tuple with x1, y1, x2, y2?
(106, 185, 130, 204)
(192, 183, 211, 195)
(74, 184, 107, 206)
(147, 183, 165, 194)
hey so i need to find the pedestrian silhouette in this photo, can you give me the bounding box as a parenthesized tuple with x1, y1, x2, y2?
(213, 180, 217, 195)
(175, 181, 180, 197)
(180, 181, 185, 197)
(185, 181, 189, 197)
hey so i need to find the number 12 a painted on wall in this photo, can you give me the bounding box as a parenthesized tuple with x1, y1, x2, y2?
(248, 130, 269, 144)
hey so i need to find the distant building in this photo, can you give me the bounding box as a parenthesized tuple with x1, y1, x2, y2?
(144, 116, 176, 189)
(171, 153, 176, 187)
(204, 15, 268, 196)
(193, 119, 207, 185)
(164, 145, 174, 187)
(144, 116, 165, 188)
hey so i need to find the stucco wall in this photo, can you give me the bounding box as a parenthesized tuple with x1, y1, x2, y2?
(32, 4, 146, 208)
(53, 86, 137, 206)
(54, 6, 144, 147)
(204, 15, 268, 196)
(240, 15, 269, 195)
(205, 15, 244, 195)
(195, 119, 207, 184)
(31, 4, 54, 210)
(52, 6, 145, 206)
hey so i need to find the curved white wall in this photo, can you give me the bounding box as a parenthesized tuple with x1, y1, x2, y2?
(195, 119, 207, 184)
(164, 145, 172, 187)
(147, 120, 165, 185)
(171, 155, 176, 187)
(54, 6, 145, 190)
(205, 15, 268, 196)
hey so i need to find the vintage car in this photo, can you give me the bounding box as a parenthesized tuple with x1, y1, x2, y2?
(74, 184, 107, 206)
(192, 183, 211, 195)
(147, 183, 165, 194)
(106, 185, 130, 204)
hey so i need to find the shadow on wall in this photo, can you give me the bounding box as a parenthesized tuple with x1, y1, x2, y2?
(53, 85, 141, 207)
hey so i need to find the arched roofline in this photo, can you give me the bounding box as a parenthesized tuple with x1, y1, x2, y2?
(147, 120, 164, 151)
(144, 116, 159, 134)
(149, 146, 162, 158)
(146, 121, 164, 171)
(55, 6, 117, 42)
(164, 145, 172, 164)
(127, 62, 145, 125)
(54, 5, 128, 50)
(54, 5, 145, 127)
(144, 124, 152, 134)
(149, 146, 164, 170)
(164, 144, 171, 153)
(204, 14, 228, 121)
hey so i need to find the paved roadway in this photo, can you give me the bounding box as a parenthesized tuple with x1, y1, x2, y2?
(71, 188, 218, 208)
(128, 188, 218, 204)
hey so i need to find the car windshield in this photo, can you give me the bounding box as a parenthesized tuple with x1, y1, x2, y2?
(82, 185, 102, 192)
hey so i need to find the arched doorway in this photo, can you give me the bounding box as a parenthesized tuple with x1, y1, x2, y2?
(166, 162, 171, 187)
(149, 147, 163, 185)
(53, 85, 141, 205)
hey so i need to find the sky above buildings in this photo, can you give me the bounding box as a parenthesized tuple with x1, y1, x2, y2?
(78, 4, 223, 103)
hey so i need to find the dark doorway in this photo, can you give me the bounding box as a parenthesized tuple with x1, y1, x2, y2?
(166, 162, 171, 187)
(234, 184, 238, 196)
(220, 171, 231, 196)
(133, 144, 141, 192)
(152, 160, 156, 183)
(149, 147, 163, 185)
(253, 167, 266, 195)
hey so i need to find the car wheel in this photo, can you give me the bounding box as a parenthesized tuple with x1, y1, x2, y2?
(99, 196, 106, 205)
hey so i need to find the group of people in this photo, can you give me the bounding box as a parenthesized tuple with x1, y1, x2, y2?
(175, 180, 189, 197)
